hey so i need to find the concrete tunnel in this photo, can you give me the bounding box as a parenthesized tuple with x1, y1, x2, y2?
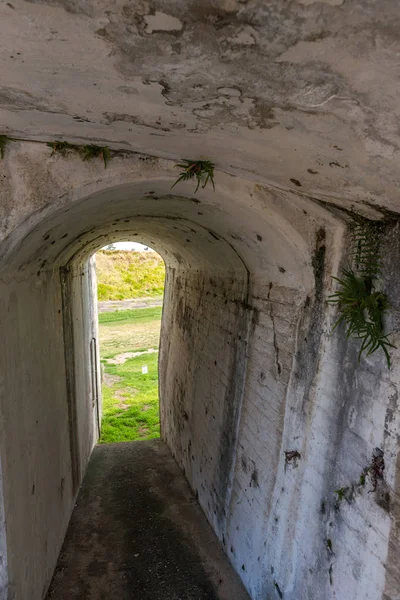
(1, 1, 400, 600)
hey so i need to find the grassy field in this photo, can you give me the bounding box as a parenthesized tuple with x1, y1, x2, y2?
(100, 352, 160, 443)
(99, 305, 162, 443)
(96, 250, 165, 301)
(99, 307, 162, 357)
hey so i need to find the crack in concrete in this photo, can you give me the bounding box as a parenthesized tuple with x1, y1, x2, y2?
(267, 282, 282, 378)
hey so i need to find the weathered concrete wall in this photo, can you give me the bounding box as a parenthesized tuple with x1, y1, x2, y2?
(2, 1, 400, 597)
(257, 223, 400, 600)
(1, 0, 400, 216)
(0, 266, 100, 598)
(225, 279, 309, 598)
(158, 220, 400, 600)
(0, 457, 8, 600)
(0, 141, 399, 600)
(0, 274, 74, 600)
(61, 260, 100, 492)
(160, 267, 249, 525)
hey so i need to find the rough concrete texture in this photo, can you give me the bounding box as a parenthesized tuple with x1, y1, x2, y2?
(0, 459, 7, 600)
(0, 144, 399, 600)
(0, 0, 400, 216)
(46, 440, 250, 600)
(0, 2, 400, 600)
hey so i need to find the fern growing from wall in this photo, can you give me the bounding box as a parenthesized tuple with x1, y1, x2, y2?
(329, 220, 395, 367)
(171, 159, 215, 193)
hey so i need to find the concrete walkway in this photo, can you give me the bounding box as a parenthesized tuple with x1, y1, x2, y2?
(46, 440, 250, 600)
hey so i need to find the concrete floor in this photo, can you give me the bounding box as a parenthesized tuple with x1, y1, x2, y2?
(46, 440, 250, 600)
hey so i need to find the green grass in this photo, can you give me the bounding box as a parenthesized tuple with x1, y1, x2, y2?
(99, 310, 161, 358)
(99, 304, 162, 443)
(96, 250, 165, 301)
(99, 352, 160, 443)
(99, 306, 162, 325)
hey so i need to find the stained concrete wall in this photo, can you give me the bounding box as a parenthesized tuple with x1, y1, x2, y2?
(158, 231, 332, 598)
(0, 457, 8, 600)
(0, 269, 100, 598)
(0, 274, 74, 600)
(159, 268, 250, 521)
(2, 1, 400, 597)
(61, 259, 101, 492)
(0, 144, 399, 600)
(159, 222, 400, 600)
(0, 235, 100, 598)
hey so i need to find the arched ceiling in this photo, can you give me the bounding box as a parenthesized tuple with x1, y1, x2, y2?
(2, 172, 318, 287)
(0, 0, 399, 214)
(0, 152, 333, 290)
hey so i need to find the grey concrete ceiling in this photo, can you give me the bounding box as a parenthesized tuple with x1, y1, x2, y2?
(1, 0, 400, 214)
(0, 147, 325, 289)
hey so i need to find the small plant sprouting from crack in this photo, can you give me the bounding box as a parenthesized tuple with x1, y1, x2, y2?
(333, 448, 386, 511)
(328, 219, 395, 367)
(274, 582, 283, 598)
(47, 141, 79, 157)
(326, 538, 333, 554)
(171, 159, 215, 193)
(80, 144, 111, 168)
(335, 487, 348, 502)
(0, 135, 14, 159)
(48, 141, 111, 168)
(334, 486, 350, 509)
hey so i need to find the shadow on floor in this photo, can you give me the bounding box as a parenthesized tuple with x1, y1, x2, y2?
(46, 440, 250, 600)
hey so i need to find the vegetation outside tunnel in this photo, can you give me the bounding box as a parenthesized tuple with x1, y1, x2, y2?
(97, 249, 164, 443)
(96, 250, 165, 301)
(100, 351, 160, 443)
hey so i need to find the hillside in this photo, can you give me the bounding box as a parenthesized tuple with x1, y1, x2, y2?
(96, 250, 165, 301)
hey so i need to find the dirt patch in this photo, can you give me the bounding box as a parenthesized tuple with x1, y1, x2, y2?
(104, 373, 122, 385)
(107, 348, 158, 365)
(99, 320, 161, 357)
(137, 425, 150, 436)
(117, 402, 130, 411)
(141, 405, 152, 412)
(114, 388, 138, 399)
(98, 298, 163, 312)
(114, 388, 138, 410)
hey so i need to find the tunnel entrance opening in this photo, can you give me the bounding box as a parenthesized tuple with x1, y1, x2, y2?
(94, 241, 165, 444)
